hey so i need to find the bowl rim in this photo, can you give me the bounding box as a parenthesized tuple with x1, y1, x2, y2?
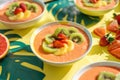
(72, 61, 120, 80)
(74, 0, 119, 12)
(0, 0, 46, 24)
(30, 21, 93, 65)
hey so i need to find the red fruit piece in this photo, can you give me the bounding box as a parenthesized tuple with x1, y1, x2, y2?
(99, 36, 109, 46)
(14, 7, 23, 15)
(109, 48, 120, 59)
(99, 33, 114, 47)
(57, 33, 67, 40)
(20, 3, 27, 12)
(93, 27, 106, 37)
(90, 0, 98, 3)
(115, 30, 120, 40)
(108, 40, 120, 51)
(53, 40, 64, 48)
(106, 20, 119, 32)
(114, 13, 120, 25)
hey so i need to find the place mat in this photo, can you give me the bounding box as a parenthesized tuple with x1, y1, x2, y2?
(0, 0, 120, 80)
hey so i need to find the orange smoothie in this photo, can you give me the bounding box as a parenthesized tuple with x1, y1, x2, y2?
(75, 0, 116, 10)
(33, 23, 90, 62)
(0, 0, 43, 22)
(79, 66, 120, 80)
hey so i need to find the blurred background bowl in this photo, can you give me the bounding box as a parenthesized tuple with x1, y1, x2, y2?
(0, 0, 45, 29)
(72, 61, 120, 80)
(74, 0, 119, 16)
(30, 21, 92, 66)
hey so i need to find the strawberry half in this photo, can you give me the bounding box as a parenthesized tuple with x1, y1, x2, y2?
(114, 13, 120, 25)
(14, 7, 23, 15)
(53, 40, 64, 48)
(99, 33, 114, 47)
(89, 0, 99, 3)
(20, 3, 27, 12)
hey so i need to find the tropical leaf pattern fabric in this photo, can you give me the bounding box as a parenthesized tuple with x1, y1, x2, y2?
(46, 0, 100, 26)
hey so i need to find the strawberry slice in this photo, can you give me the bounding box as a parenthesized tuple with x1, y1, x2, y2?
(57, 33, 67, 40)
(114, 13, 120, 25)
(90, 0, 99, 3)
(53, 40, 64, 48)
(108, 40, 120, 51)
(14, 7, 23, 15)
(115, 30, 120, 40)
(106, 20, 119, 32)
(20, 3, 27, 12)
(109, 48, 120, 59)
(93, 27, 106, 37)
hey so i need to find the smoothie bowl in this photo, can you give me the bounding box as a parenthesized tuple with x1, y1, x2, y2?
(74, 0, 119, 16)
(0, 0, 45, 29)
(72, 61, 120, 80)
(30, 21, 92, 66)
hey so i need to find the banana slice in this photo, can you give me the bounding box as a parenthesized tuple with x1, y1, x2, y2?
(54, 44, 68, 55)
(67, 40, 74, 52)
(24, 10, 31, 18)
(16, 12, 24, 20)
(8, 15, 17, 20)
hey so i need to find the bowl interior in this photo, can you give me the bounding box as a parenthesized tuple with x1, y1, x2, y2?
(72, 61, 120, 80)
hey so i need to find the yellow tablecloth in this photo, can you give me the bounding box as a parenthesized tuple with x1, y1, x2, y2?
(0, 3, 120, 80)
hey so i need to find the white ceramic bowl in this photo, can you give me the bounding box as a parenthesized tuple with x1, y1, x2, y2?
(30, 21, 92, 66)
(72, 61, 120, 80)
(0, 0, 45, 29)
(74, 0, 119, 16)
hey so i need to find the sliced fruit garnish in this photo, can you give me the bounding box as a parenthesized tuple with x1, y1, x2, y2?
(106, 20, 119, 32)
(54, 44, 68, 55)
(14, 7, 23, 15)
(97, 71, 116, 80)
(68, 27, 79, 34)
(93, 27, 106, 37)
(53, 40, 64, 48)
(57, 33, 67, 40)
(53, 27, 69, 38)
(69, 33, 85, 44)
(24, 10, 31, 18)
(67, 40, 74, 51)
(16, 12, 24, 20)
(42, 41, 58, 53)
(20, 3, 27, 12)
(89, 0, 99, 3)
(45, 34, 55, 44)
(0, 33, 9, 59)
(109, 48, 120, 59)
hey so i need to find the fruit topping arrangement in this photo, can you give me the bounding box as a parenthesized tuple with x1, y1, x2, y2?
(82, 0, 112, 7)
(5, 2, 38, 20)
(0, 33, 9, 59)
(93, 13, 120, 59)
(97, 71, 120, 80)
(42, 27, 85, 55)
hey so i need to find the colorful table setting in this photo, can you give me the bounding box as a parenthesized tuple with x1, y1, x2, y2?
(0, 0, 120, 80)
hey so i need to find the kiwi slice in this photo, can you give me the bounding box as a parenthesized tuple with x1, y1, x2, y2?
(53, 27, 69, 38)
(45, 34, 55, 44)
(24, 2, 31, 10)
(29, 3, 38, 12)
(68, 27, 79, 34)
(42, 41, 58, 53)
(69, 33, 85, 44)
(9, 2, 19, 10)
(115, 73, 120, 80)
(5, 10, 14, 17)
(97, 71, 116, 80)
